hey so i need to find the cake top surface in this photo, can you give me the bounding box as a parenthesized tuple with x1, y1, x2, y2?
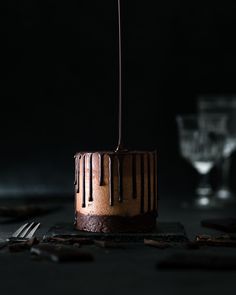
(74, 150, 157, 158)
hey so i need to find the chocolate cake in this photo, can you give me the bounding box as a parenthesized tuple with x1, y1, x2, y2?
(74, 151, 158, 232)
(74, 1, 158, 232)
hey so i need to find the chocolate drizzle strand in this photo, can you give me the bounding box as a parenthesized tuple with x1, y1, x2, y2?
(74, 156, 80, 193)
(82, 155, 86, 208)
(74, 157, 77, 186)
(89, 154, 93, 202)
(132, 154, 137, 199)
(74, 155, 81, 193)
(116, 0, 123, 151)
(154, 151, 158, 208)
(77, 156, 80, 193)
(153, 152, 157, 210)
(140, 154, 145, 214)
(147, 153, 151, 212)
(74, 151, 157, 212)
(109, 155, 114, 206)
(98, 153, 104, 186)
(117, 156, 123, 202)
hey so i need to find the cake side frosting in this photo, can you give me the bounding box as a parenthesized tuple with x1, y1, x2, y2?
(74, 151, 158, 218)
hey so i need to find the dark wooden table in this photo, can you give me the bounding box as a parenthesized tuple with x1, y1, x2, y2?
(0, 195, 235, 295)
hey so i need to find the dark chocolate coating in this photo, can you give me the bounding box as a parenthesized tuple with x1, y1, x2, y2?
(75, 211, 157, 233)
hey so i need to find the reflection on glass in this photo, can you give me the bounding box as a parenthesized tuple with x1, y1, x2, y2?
(176, 114, 227, 208)
(198, 96, 236, 202)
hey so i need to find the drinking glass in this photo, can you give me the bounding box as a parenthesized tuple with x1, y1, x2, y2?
(176, 114, 227, 208)
(198, 96, 236, 202)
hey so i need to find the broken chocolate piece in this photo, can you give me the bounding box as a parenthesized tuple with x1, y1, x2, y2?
(8, 237, 40, 252)
(157, 253, 236, 270)
(201, 218, 236, 233)
(195, 234, 236, 247)
(144, 239, 170, 249)
(31, 243, 94, 262)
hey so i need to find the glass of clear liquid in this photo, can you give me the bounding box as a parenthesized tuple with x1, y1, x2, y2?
(198, 96, 236, 202)
(176, 114, 227, 208)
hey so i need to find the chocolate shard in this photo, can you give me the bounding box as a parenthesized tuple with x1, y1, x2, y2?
(201, 218, 236, 233)
(144, 239, 170, 249)
(157, 253, 236, 270)
(8, 237, 40, 252)
(31, 243, 94, 263)
(195, 234, 236, 247)
(94, 240, 126, 249)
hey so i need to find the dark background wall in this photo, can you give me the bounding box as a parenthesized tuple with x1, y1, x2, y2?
(1, 0, 236, 198)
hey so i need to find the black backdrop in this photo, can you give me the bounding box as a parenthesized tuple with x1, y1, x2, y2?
(1, 0, 236, 197)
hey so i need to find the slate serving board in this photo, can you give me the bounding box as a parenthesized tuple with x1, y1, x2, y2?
(44, 222, 188, 243)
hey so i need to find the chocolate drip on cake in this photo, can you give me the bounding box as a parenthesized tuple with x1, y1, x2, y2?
(98, 153, 104, 186)
(74, 155, 80, 193)
(154, 151, 158, 208)
(117, 156, 123, 203)
(153, 152, 156, 210)
(147, 153, 151, 212)
(74, 151, 158, 232)
(108, 155, 114, 206)
(75, 151, 157, 210)
(89, 154, 93, 202)
(74, 1, 158, 233)
(132, 154, 137, 199)
(82, 155, 86, 208)
(74, 157, 77, 186)
(116, 0, 123, 152)
(140, 154, 145, 214)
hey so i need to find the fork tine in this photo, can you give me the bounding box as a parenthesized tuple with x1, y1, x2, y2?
(11, 223, 29, 238)
(25, 222, 40, 239)
(19, 222, 35, 238)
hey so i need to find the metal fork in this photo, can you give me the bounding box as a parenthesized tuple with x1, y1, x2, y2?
(0, 222, 41, 249)
(7, 222, 41, 242)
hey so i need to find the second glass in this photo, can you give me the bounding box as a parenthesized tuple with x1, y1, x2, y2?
(176, 114, 227, 208)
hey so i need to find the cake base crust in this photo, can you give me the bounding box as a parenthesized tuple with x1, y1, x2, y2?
(75, 211, 157, 233)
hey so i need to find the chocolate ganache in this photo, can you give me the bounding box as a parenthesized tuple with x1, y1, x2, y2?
(74, 0, 158, 232)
